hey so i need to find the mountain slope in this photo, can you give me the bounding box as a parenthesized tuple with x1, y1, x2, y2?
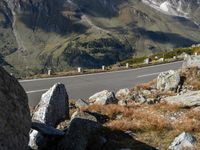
(0, 0, 199, 76)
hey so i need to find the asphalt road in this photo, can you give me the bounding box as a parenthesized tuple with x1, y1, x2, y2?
(20, 61, 183, 107)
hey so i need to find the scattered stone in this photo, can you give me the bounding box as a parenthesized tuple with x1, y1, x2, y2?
(0, 67, 31, 150)
(182, 55, 200, 69)
(165, 90, 200, 107)
(168, 132, 196, 150)
(29, 83, 69, 149)
(71, 110, 97, 122)
(115, 88, 130, 100)
(57, 118, 102, 150)
(118, 99, 128, 106)
(75, 99, 88, 108)
(89, 90, 117, 105)
(142, 90, 152, 95)
(157, 70, 180, 92)
(132, 92, 147, 104)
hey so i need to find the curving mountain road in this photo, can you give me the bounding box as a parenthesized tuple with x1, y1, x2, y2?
(20, 61, 183, 107)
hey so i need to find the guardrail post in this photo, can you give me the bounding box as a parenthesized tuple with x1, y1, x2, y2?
(126, 63, 129, 68)
(173, 56, 177, 59)
(102, 65, 105, 71)
(78, 67, 82, 73)
(48, 69, 51, 76)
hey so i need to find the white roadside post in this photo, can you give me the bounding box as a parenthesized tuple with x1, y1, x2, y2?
(195, 52, 198, 56)
(102, 65, 105, 71)
(126, 63, 129, 69)
(48, 69, 51, 76)
(78, 67, 82, 73)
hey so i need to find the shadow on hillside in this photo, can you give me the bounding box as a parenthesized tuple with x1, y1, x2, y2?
(18, 0, 88, 35)
(18, 0, 128, 35)
(136, 27, 197, 47)
(87, 127, 157, 150)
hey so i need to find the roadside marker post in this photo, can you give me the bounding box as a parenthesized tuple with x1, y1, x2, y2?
(102, 65, 105, 71)
(48, 69, 51, 76)
(78, 67, 82, 73)
(126, 63, 129, 68)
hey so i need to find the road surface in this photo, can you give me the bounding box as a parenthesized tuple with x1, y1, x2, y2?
(20, 61, 183, 107)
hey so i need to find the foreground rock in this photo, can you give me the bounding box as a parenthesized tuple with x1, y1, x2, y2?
(165, 90, 200, 107)
(0, 67, 31, 150)
(89, 90, 117, 105)
(57, 118, 102, 150)
(29, 83, 69, 149)
(168, 132, 196, 150)
(182, 55, 200, 69)
(31, 122, 65, 137)
(157, 70, 180, 92)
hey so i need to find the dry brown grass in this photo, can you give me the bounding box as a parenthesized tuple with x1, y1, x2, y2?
(82, 102, 200, 149)
(134, 79, 156, 90)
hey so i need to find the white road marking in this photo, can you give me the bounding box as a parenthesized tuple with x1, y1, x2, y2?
(19, 61, 183, 83)
(137, 72, 162, 78)
(26, 89, 49, 94)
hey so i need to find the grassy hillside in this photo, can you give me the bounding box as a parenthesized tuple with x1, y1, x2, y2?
(0, 0, 199, 77)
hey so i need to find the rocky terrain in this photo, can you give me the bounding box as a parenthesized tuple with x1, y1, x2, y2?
(2, 54, 200, 149)
(0, 0, 199, 76)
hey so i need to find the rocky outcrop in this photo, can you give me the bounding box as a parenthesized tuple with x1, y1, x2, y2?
(0, 67, 31, 150)
(165, 90, 200, 107)
(29, 83, 69, 149)
(157, 70, 180, 92)
(89, 90, 118, 105)
(182, 55, 200, 69)
(168, 132, 196, 150)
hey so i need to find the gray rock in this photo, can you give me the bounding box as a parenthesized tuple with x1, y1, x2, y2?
(168, 132, 196, 150)
(89, 90, 117, 105)
(182, 55, 200, 69)
(115, 88, 130, 100)
(0, 67, 31, 150)
(165, 90, 200, 107)
(57, 118, 102, 150)
(131, 92, 147, 104)
(71, 110, 97, 122)
(31, 121, 65, 137)
(29, 83, 69, 149)
(75, 99, 88, 108)
(157, 70, 180, 92)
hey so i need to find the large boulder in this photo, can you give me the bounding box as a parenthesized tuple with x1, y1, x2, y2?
(0, 67, 31, 150)
(182, 55, 200, 69)
(165, 90, 200, 107)
(168, 132, 196, 150)
(89, 90, 117, 105)
(57, 118, 102, 150)
(157, 70, 180, 92)
(29, 83, 69, 149)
